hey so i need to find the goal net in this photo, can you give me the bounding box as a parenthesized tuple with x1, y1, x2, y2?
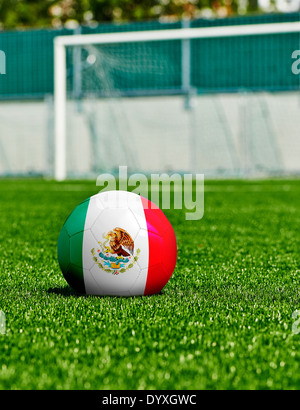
(54, 22, 300, 180)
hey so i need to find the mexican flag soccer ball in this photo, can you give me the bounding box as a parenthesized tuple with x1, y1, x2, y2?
(57, 190, 177, 296)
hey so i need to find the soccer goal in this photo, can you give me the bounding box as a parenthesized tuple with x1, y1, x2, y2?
(54, 22, 300, 180)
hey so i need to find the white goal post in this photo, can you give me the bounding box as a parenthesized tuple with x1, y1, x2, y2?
(54, 22, 300, 181)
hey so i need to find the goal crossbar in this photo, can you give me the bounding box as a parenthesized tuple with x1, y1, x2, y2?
(54, 22, 300, 180)
(55, 22, 300, 47)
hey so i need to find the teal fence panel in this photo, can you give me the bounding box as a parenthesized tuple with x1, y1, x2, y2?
(0, 28, 72, 99)
(0, 13, 299, 99)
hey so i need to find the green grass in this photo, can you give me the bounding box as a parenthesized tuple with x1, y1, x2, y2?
(0, 179, 300, 390)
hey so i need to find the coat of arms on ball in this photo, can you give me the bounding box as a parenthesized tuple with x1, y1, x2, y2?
(91, 228, 140, 275)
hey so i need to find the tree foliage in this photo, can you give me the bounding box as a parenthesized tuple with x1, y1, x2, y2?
(0, 0, 265, 29)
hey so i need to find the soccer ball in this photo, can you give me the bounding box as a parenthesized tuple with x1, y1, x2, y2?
(57, 190, 177, 296)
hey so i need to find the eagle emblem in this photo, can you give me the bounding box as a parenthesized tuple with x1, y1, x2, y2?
(91, 228, 140, 275)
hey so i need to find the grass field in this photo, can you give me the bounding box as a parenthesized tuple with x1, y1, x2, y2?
(0, 179, 299, 390)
